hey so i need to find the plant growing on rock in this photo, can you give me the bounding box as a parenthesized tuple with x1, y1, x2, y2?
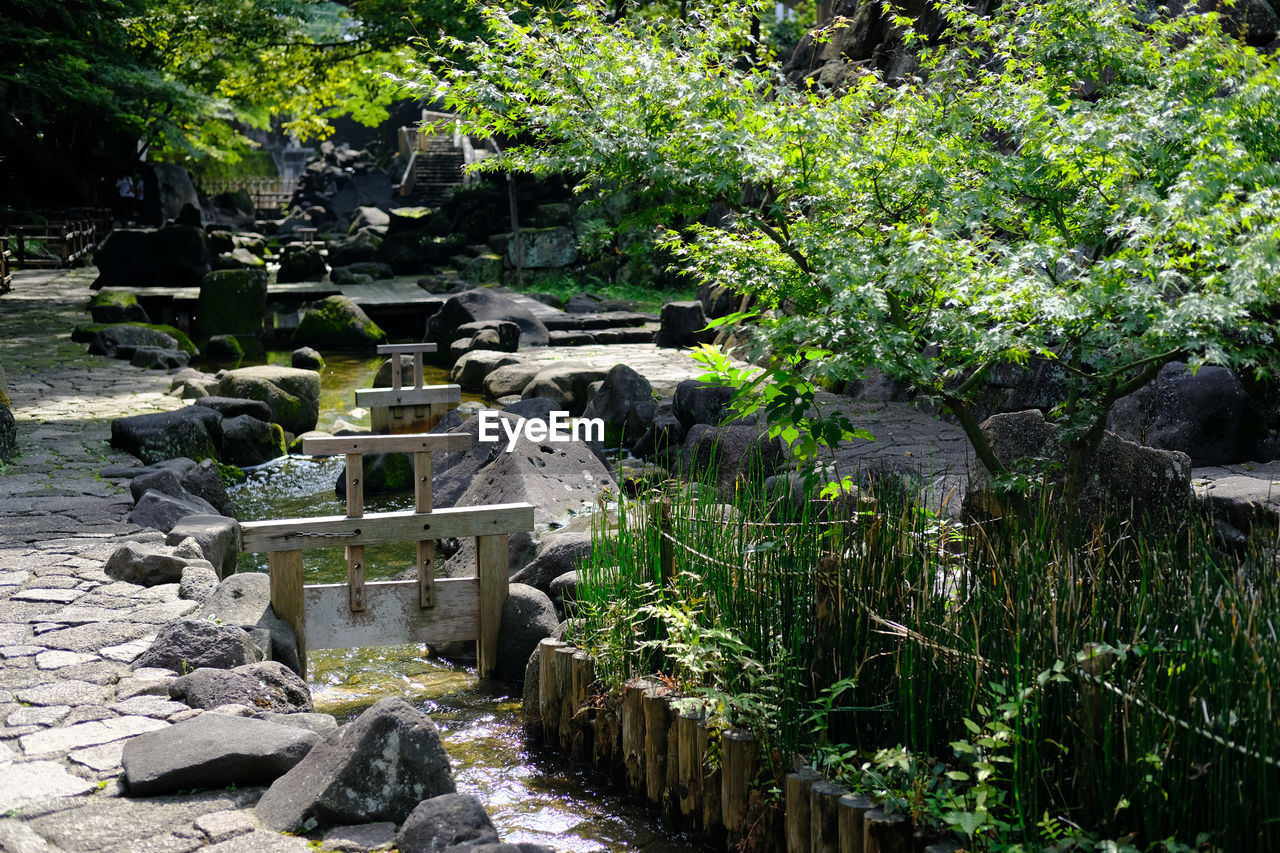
(417, 0, 1280, 527)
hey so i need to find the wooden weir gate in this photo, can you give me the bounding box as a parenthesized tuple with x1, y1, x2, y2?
(240, 343, 532, 678)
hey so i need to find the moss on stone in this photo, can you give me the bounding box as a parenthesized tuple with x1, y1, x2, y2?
(292, 295, 387, 351)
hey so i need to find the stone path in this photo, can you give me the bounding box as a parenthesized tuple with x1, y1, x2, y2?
(0, 268, 308, 852)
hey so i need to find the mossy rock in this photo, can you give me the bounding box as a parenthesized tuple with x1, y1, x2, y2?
(292, 295, 387, 351)
(195, 268, 268, 340)
(205, 335, 245, 361)
(0, 364, 9, 409)
(88, 290, 150, 324)
(336, 452, 414, 497)
(80, 322, 199, 356)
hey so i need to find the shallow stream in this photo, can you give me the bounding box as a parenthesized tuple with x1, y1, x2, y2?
(227, 353, 705, 852)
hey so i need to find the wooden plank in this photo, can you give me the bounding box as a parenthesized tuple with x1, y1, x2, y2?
(377, 342, 439, 355)
(354, 385, 461, 409)
(242, 503, 535, 553)
(413, 352, 425, 389)
(269, 550, 306, 677)
(415, 451, 435, 608)
(476, 533, 509, 677)
(390, 355, 403, 391)
(345, 453, 366, 613)
(303, 433, 471, 456)
(303, 578, 480, 650)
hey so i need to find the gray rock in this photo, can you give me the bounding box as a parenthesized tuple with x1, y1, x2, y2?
(291, 347, 325, 370)
(582, 363, 655, 445)
(167, 515, 242, 578)
(129, 488, 221, 533)
(548, 570, 579, 607)
(89, 324, 179, 359)
(217, 365, 321, 436)
(253, 712, 339, 735)
(427, 289, 550, 348)
(327, 231, 383, 267)
(483, 363, 542, 399)
(220, 414, 285, 467)
(293, 295, 386, 351)
(110, 406, 223, 465)
(205, 335, 246, 360)
(521, 646, 541, 742)
(321, 822, 397, 852)
(507, 226, 577, 269)
(131, 619, 263, 673)
(179, 565, 220, 603)
(679, 424, 786, 500)
(122, 713, 319, 795)
(1108, 361, 1268, 466)
(349, 206, 390, 234)
(255, 697, 454, 833)
(395, 793, 498, 853)
(195, 396, 274, 422)
(197, 572, 301, 675)
(449, 351, 521, 394)
(181, 457, 235, 515)
(170, 661, 313, 712)
(673, 379, 735, 429)
(496, 584, 558, 684)
(277, 245, 327, 283)
(655, 300, 714, 348)
(130, 346, 190, 370)
(0, 760, 95, 812)
(93, 224, 211, 288)
(458, 321, 520, 353)
(195, 268, 269, 340)
(521, 363, 610, 416)
(105, 541, 191, 586)
(510, 531, 591, 595)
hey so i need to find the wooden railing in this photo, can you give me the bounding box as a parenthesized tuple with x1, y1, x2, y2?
(241, 431, 534, 678)
(4, 220, 97, 269)
(0, 238, 11, 294)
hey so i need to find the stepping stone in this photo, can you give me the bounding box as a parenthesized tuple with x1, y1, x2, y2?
(16, 680, 112, 707)
(100, 636, 155, 663)
(0, 760, 94, 811)
(322, 822, 397, 852)
(68, 741, 127, 773)
(0, 573, 30, 586)
(0, 646, 45, 658)
(10, 588, 80, 603)
(20, 715, 167, 758)
(6, 705, 71, 727)
(205, 830, 312, 852)
(196, 809, 258, 844)
(109, 696, 190, 719)
(35, 650, 98, 670)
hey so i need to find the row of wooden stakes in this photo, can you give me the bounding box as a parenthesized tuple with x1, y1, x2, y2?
(532, 639, 960, 853)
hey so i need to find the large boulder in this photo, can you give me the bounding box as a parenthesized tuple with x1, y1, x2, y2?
(89, 324, 179, 359)
(169, 660, 313, 712)
(520, 364, 610, 416)
(220, 414, 286, 467)
(673, 379, 735, 429)
(327, 231, 383, 267)
(195, 396, 273, 422)
(582, 364, 655, 445)
(348, 206, 390, 235)
(277, 245, 328, 283)
(194, 269, 268, 341)
(217, 366, 321, 435)
(293, 296, 387, 351)
(496, 584, 558, 684)
(483, 363, 542, 399)
(93, 225, 211, 288)
(110, 407, 223, 465)
(427, 289, 550, 348)
(166, 515, 241, 578)
(510, 531, 592, 595)
(122, 714, 319, 796)
(450, 351, 521, 394)
(507, 226, 578, 269)
(655, 301, 714, 348)
(679, 424, 786, 500)
(395, 794, 498, 853)
(105, 541, 196, 586)
(1108, 362, 1268, 466)
(129, 488, 221, 533)
(197, 573, 302, 676)
(131, 619, 263, 673)
(88, 290, 150, 324)
(965, 409, 1194, 528)
(149, 163, 201, 225)
(255, 697, 455, 833)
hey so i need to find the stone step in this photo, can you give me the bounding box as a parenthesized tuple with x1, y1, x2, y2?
(542, 311, 657, 331)
(548, 324, 658, 346)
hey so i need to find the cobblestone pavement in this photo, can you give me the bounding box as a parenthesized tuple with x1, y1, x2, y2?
(0, 268, 304, 852)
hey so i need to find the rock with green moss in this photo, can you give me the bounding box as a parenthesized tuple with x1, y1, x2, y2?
(336, 453, 414, 498)
(219, 415, 287, 467)
(205, 335, 245, 361)
(217, 365, 321, 435)
(0, 405, 16, 462)
(0, 364, 9, 408)
(73, 322, 196, 356)
(292, 296, 386, 351)
(195, 268, 268, 340)
(89, 290, 150, 324)
(110, 407, 223, 465)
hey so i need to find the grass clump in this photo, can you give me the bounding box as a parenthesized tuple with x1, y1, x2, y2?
(570, 471, 1280, 851)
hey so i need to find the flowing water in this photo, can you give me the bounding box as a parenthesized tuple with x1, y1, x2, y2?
(228, 353, 706, 852)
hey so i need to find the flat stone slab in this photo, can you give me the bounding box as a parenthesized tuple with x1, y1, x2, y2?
(205, 830, 312, 852)
(16, 680, 113, 707)
(321, 821, 397, 852)
(0, 760, 95, 811)
(36, 650, 99, 670)
(11, 589, 84, 604)
(69, 741, 127, 773)
(20, 715, 168, 758)
(196, 809, 258, 844)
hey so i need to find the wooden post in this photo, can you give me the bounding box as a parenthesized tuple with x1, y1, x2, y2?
(699, 720, 723, 842)
(810, 780, 848, 853)
(721, 729, 758, 845)
(538, 638, 566, 744)
(621, 679, 652, 793)
(785, 767, 823, 852)
(345, 453, 366, 612)
(413, 351, 425, 388)
(391, 354, 403, 390)
(570, 650, 595, 764)
(268, 549, 306, 677)
(554, 645, 576, 751)
(677, 709, 701, 827)
(863, 809, 910, 853)
(838, 793, 874, 853)
(643, 688, 671, 807)
(475, 533, 509, 677)
(414, 450, 435, 607)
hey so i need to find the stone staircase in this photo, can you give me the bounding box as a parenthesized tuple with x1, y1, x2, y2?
(401, 135, 466, 207)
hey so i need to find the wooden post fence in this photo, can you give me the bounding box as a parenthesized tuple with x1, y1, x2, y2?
(356, 343, 460, 434)
(0, 238, 11, 295)
(240, 432, 533, 677)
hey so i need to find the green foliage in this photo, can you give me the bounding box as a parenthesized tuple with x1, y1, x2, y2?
(421, 0, 1280, 520)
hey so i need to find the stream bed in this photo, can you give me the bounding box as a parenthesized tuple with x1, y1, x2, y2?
(227, 353, 706, 852)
